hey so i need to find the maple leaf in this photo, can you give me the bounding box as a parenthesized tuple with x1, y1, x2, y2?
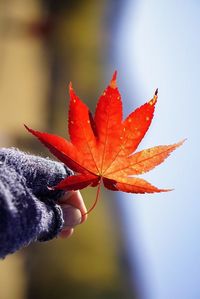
(25, 72, 184, 213)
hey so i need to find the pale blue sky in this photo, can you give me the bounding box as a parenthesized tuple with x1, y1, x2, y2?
(115, 1, 200, 298)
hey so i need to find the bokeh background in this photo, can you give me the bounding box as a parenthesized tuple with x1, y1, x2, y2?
(0, 0, 199, 298)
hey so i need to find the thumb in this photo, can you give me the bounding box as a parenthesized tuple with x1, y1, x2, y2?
(61, 205, 82, 228)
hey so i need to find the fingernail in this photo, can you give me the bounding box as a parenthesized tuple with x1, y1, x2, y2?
(61, 204, 82, 228)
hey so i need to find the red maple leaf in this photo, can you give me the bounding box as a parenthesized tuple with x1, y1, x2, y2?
(25, 72, 184, 213)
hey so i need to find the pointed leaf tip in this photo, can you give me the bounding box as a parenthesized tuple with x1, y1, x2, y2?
(177, 138, 187, 147)
(112, 70, 117, 80)
(148, 90, 158, 106)
(24, 124, 31, 132)
(69, 82, 73, 92)
(110, 71, 117, 89)
(69, 82, 77, 100)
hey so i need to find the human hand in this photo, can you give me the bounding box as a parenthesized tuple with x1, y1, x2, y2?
(58, 190, 87, 238)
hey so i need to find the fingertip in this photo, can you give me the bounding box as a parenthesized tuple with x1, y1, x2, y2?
(59, 228, 74, 239)
(58, 190, 87, 224)
(61, 205, 82, 228)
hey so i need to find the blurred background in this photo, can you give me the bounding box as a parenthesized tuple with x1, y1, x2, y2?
(0, 0, 199, 298)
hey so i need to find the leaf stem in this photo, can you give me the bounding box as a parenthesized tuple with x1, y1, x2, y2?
(84, 179, 102, 215)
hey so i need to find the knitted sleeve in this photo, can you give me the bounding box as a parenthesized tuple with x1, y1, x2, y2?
(0, 148, 72, 259)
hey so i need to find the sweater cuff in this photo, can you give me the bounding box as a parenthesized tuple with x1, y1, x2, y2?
(37, 199, 64, 242)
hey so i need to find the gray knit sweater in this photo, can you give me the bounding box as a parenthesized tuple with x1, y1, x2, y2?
(0, 148, 71, 259)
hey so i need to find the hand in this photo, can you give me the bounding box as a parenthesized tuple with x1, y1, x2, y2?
(58, 191, 87, 238)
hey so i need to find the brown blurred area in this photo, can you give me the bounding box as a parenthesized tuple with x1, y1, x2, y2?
(0, 0, 137, 298)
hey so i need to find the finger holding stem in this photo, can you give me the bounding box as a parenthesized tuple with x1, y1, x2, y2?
(58, 190, 87, 238)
